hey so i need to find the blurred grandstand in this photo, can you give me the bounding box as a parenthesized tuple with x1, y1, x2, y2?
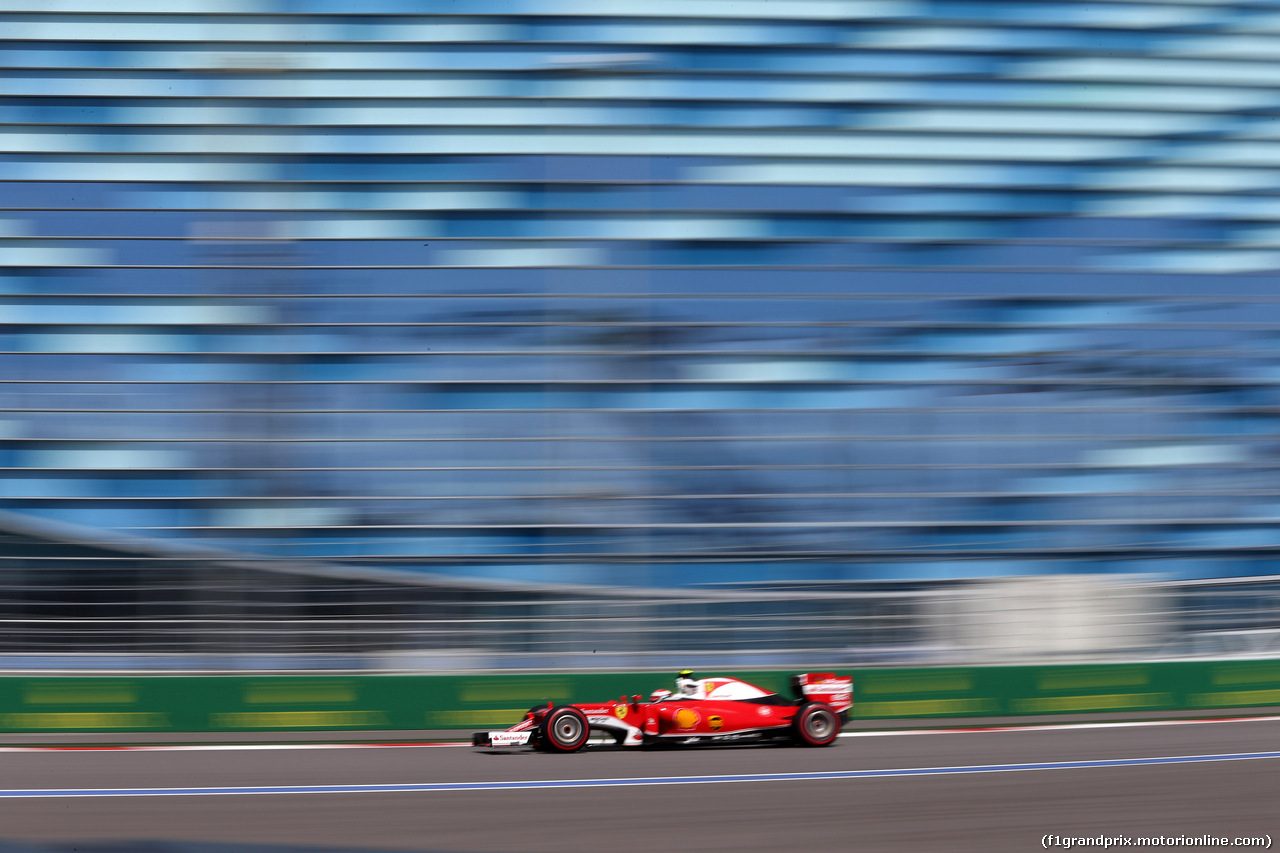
(2, 0, 1280, 668)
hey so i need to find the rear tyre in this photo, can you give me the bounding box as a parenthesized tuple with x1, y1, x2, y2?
(538, 706, 591, 753)
(791, 702, 840, 747)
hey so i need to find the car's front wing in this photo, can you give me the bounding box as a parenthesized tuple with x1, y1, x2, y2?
(472, 713, 539, 748)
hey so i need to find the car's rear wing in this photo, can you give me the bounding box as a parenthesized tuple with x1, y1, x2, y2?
(791, 673, 853, 715)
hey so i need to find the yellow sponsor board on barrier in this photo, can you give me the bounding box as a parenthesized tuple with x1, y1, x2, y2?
(1, 712, 168, 729)
(429, 708, 530, 726)
(1189, 688, 1280, 707)
(1012, 693, 1171, 713)
(210, 710, 388, 728)
(1210, 664, 1280, 686)
(1037, 667, 1150, 691)
(856, 698, 999, 717)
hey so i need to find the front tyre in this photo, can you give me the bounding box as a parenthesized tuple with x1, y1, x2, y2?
(791, 702, 840, 747)
(538, 706, 591, 753)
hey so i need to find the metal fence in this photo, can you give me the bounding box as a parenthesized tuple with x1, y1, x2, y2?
(2, 545, 1278, 671)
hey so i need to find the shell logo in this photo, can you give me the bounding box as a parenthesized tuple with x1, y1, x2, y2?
(674, 708, 700, 730)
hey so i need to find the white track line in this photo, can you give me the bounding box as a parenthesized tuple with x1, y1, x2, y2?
(5, 751, 1280, 798)
(0, 714, 1276, 752)
(841, 713, 1280, 737)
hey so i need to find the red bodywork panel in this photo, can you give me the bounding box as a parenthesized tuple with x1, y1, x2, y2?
(473, 673, 853, 749)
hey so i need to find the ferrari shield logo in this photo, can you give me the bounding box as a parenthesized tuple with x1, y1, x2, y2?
(708, 715, 723, 731)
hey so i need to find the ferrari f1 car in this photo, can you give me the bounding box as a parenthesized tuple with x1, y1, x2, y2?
(472, 672, 853, 752)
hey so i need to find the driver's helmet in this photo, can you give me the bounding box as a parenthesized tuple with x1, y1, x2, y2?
(675, 669, 698, 698)
(649, 689, 672, 703)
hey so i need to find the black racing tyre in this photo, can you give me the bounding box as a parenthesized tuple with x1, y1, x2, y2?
(538, 705, 591, 753)
(791, 702, 840, 747)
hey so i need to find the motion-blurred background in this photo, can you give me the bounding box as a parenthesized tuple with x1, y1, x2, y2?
(2, 0, 1280, 672)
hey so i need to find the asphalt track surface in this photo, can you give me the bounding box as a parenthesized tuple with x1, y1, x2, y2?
(1, 719, 1277, 853)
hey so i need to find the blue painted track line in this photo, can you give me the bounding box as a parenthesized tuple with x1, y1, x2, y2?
(4, 751, 1280, 798)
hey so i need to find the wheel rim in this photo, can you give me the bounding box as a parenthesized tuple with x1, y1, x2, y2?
(553, 713, 584, 745)
(805, 709, 834, 740)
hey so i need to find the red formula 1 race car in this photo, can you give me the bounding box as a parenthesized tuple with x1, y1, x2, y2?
(472, 672, 853, 752)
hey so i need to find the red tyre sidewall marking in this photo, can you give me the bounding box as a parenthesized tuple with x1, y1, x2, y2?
(798, 704, 839, 746)
(545, 708, 589, 752)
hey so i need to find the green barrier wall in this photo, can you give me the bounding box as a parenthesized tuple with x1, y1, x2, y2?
(1, 661, 1278, 733)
